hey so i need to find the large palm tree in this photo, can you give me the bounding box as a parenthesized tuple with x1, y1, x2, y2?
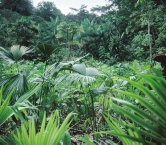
(56, 21, 84, 60)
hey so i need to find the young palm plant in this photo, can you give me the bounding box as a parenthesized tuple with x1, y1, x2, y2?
(0, 84, 41, 127)
(0, 45, 32, 98)
(99, 74, 166, 144)
(0, 45, 32, 65)
(12, 110, 75, 145)
(0, 85, 42, 145)
(54, 62, 106, 132)
(36, 43, 57, 62)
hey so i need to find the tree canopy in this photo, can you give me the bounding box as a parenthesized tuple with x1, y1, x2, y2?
(35, 1, 63, 21)
(0, 0, 33, 16)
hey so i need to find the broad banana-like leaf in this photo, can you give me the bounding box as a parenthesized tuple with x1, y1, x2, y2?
(72, 63, 101, 76)
(86, 68, 101, 76)
(72, 63, 86, 75)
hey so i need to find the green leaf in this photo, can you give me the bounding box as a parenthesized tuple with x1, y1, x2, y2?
(77, 134, 96, 145)
(15, 84, 42, 104)
(62, 131, 71, 145)
(131, 60, 139, 72)
(0, 88, 13, 126)
(110, 74, 166, 144)
(10, 45, 32, 61)
(112, 97, 166, 131)
(37, 43, 57, 58)
(0, 84, 41, 127)
(0, 74, 28, 98)
(0, 45, 32, 63)
(86, 68, 101, 76)
(12, 110, 75, 145)
(72, 63, 86, 75)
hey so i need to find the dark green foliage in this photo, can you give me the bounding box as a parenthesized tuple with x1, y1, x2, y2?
(67, 5, 97, 23)
(0, 0, 165, 62)
(7, 16, 38, 46)
(0, 9, 22, 47)
(35, 1, 64, 21)
(36, 43, 59, 62)
(0, 9, 21, 22)
(0, 0, 34, 16)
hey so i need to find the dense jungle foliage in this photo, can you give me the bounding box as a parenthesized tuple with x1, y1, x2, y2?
(0, 0, 166, 144)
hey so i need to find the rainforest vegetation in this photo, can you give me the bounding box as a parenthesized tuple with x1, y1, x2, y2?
(0, 0, 166, 144)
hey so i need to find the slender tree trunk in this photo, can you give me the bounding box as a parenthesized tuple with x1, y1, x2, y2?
(148, 14, 152, 68)
(137, 0, 152, 68)
(146, 0, 152, 68)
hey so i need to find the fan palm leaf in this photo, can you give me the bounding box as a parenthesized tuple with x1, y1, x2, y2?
(53, 63, 102, 86)
(36, 43, 57, 59)
(0, 45, 32, 63)
(0, 74, 28, 98)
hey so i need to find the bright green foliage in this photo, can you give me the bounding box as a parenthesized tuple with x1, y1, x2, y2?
(0, 0, 166, 143)
(100, 74, 166, 144)
(99, 115, 144, 145)
(0, 87, 13, 127)
(12, 110, 74, 145)
(0, 84, 41, 127)
(8, 17, 38, 46)
(56, 21, 84, 59)
(77, 134, 96, 145)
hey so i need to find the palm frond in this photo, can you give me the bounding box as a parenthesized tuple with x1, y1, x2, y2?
(0, 74, 28, 98)
(37, 44, 57, 58)
(72, 63, 101, 76)
(0, 84, 41, 127)
(55, 73, 96, 86)
(0, 87, 13, 126)
(99, 74, 166, 144)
